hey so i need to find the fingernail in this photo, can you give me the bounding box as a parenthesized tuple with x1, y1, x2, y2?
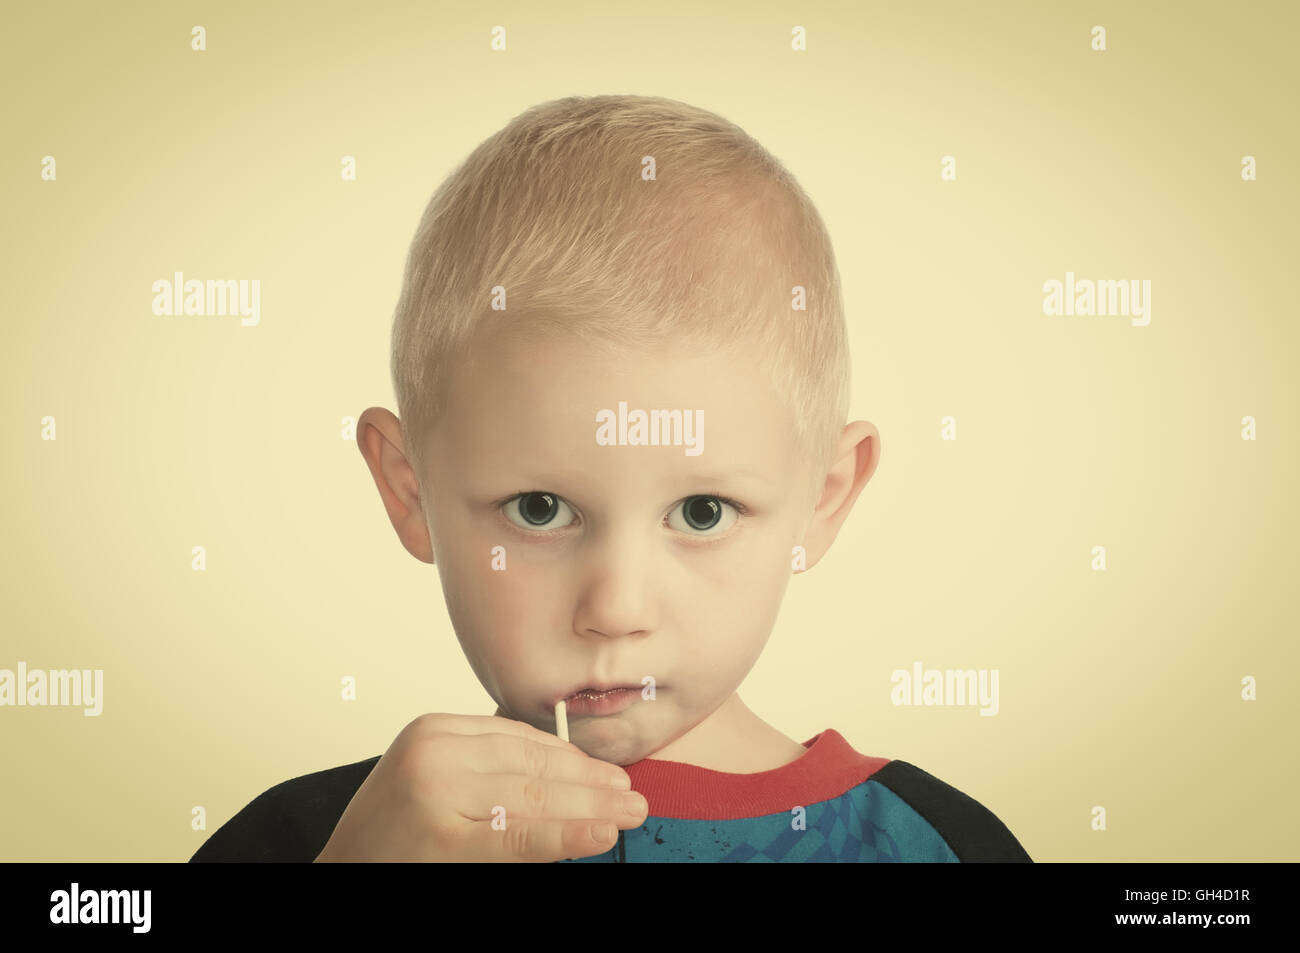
(622, 792, 647, 816)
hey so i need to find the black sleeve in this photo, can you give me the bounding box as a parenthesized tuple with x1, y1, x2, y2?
(190, 755, 382, 863)
(869, 760, 1033, 862)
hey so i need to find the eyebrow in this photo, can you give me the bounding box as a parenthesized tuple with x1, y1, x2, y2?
(499, 468, 772, 492)
(684, 470, 771, 488)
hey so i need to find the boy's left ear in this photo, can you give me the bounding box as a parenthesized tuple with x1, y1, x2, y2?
(797, 421, 879, 572)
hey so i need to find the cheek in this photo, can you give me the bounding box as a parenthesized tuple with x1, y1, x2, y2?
(676, 542, 792, 672)
(463, 560, 577, 665)
(438, 545, 544, 656)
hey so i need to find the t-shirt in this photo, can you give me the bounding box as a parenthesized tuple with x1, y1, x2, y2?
(190, 728, 1031, 862)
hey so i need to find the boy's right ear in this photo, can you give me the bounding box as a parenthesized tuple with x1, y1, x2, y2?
(355, 407, 434, 564)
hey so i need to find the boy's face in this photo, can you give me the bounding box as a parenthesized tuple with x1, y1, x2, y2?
(404, 327, 837, 766)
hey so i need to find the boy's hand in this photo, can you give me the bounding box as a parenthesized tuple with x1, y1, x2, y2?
(313, 713, 647, 862)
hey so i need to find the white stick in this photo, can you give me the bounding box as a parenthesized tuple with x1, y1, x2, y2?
(555, 699, 568, 742)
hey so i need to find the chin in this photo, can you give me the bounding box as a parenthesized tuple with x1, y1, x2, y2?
(576, 730, 651, 767)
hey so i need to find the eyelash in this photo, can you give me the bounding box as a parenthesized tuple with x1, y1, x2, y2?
(493, 489, 749, 535)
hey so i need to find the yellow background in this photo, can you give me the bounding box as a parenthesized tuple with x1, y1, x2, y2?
(1, 0, 1296, 861)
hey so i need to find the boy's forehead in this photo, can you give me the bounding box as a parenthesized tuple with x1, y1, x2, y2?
(438, 328, 797, 479)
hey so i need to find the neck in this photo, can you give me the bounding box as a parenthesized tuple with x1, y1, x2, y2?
(643, 693, 803, 773)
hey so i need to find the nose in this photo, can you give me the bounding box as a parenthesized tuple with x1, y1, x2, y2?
(572, 521, 655, 639)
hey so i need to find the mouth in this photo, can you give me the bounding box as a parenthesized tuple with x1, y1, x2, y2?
(555, 683, 646, 718)
(559, 683, 642, 703)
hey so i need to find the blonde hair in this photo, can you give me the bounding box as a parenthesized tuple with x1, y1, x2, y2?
(391, 94, 850, 506)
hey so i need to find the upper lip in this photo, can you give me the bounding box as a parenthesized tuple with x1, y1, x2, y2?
(556, 682, 642, 705)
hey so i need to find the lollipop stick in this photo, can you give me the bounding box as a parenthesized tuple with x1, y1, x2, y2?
(555, 699, 568, 742)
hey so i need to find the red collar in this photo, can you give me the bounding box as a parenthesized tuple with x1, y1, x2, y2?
(624, 728, 889, 820)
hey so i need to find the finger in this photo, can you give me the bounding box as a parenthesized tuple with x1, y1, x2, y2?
(444, 732, 632, 792)
(406, 712, 581, 753)
(469, 816, 624, 863)
(456, 769, 647, 830)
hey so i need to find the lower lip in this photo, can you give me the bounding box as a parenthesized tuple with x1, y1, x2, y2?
(563, 687, 641, 716)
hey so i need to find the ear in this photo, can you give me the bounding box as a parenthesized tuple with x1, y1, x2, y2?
(355, 407, 434, 564)
(797, 421, 880, 573)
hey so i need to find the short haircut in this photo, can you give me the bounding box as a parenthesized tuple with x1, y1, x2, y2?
(391, 94, 850, 507)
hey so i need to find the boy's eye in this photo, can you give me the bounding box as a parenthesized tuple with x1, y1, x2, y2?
(665, 496, 740, 536)
(501, 492, 741, 537)
(504, 492, 577, 531)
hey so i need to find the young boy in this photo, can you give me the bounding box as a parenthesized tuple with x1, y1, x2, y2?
(192, 94, 1030, 863)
